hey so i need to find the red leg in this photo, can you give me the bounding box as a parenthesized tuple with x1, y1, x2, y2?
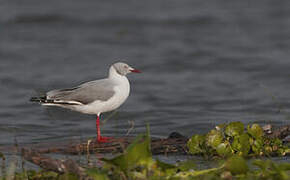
(96, 115, 113, 143)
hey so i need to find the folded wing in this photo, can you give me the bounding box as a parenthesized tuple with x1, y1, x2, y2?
(46, 79, 116, 105)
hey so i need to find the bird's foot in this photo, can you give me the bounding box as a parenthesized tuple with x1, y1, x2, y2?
(97, 136, 113, 143)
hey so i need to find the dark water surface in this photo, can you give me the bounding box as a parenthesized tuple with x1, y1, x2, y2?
(0, 0, 290, 146)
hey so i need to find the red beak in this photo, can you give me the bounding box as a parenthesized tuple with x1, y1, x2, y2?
(130, 69, 141, 73)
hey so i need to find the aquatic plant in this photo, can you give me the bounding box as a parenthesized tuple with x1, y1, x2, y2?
(11, 155, 290, 180)
(1, 123, 290, 179)
(187, 122, 289, 157)
(99, 124, 290, 180)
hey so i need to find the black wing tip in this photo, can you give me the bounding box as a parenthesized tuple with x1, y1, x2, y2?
(30, 96, 46, 103)
(30, 96, 81, 105)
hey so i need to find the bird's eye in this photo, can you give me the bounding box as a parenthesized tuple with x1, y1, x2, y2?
(124, 65, 128, 68)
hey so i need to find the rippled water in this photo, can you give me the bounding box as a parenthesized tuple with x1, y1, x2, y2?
(0, 0, 290, 146)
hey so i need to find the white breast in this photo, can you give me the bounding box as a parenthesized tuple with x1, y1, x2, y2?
(109, 80, 130, 111)
(75, 76, 130, 115)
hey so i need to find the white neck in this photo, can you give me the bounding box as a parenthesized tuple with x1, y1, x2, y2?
(108, 66, 127, 82)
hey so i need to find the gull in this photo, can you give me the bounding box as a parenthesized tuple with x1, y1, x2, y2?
(30, 62, 141, 143)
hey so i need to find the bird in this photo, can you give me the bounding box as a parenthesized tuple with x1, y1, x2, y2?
(30, 62, 141, 143)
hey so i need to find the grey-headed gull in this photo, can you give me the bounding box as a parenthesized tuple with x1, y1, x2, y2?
(30, 62, 141, 143)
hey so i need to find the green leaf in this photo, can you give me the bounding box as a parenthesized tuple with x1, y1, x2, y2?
(247, 124, 264, 139)
(176, 160, 196, 172)
(225, 122, 244, 137)
(206, 130, 224, 149)
(16, 170, 59, 180)
(216, 143, 232, 157)
(253, 160, 290, 179)
(101, 125, 153, 174)
(156, 159, 177, 175)
(58, 173, 79, 180)
(278, 163, 290, 171)
(173, 166, 223, 178)
(272, 138, 283, 146)
(187, 135, 206, 154)
(252, 138, 264, 155)
(253, 159, 267, 170)
(232, 134, 250, 156)
(86, 168, 110, 180)
(225, 155, 248, 175)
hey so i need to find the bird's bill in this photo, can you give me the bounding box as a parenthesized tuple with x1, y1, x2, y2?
(130, 69, 141, 73)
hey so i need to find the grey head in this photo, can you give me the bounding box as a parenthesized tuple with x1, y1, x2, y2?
(112, 62, 141, 76)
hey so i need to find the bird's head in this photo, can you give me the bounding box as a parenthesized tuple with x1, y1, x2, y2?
(112, 62, 141, 76)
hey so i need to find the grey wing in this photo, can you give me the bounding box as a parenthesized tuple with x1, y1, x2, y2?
(46, 79, 116, 105)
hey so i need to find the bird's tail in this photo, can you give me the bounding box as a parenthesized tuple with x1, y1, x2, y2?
(30, 96, 82, 105)
(30, 96, 48, 103)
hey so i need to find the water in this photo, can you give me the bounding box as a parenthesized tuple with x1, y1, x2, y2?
(0, 0, 290, 147)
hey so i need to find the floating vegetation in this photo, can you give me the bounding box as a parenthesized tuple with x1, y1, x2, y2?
(10, 155, 290, 180)
(187, 122, 289, 158)
(1, 123, 290, 179)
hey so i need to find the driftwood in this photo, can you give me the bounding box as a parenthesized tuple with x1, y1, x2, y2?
(22, 149, 90, 179)
(20, 125, 289, 176)
(23, 124, 289, 156)
(266, 124, 290, 140)
(21, 133, 187, 178)
(34, 132, 188, 155)
(21, 133, 188, 178)
(0, 124, 287, 157)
